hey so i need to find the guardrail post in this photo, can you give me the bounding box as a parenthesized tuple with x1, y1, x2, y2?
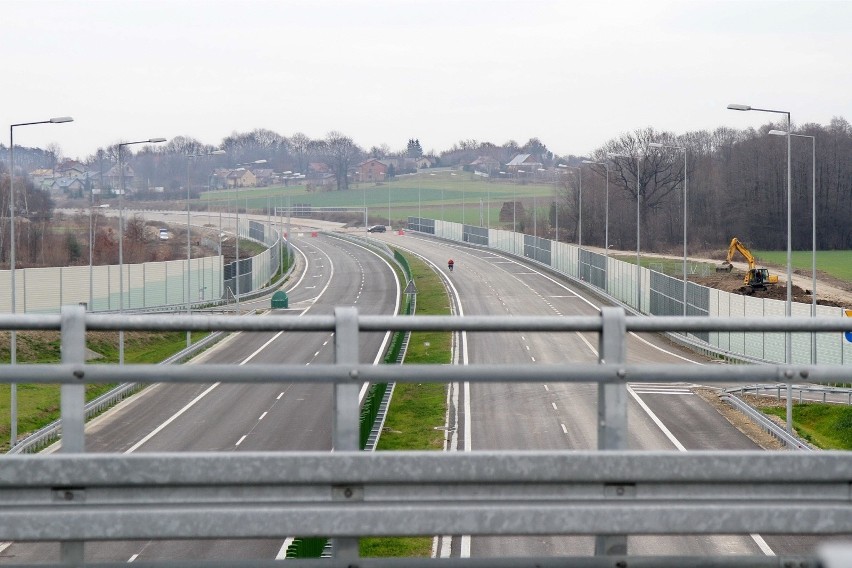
(60, 304, 86, 563)
(333, 306, 360, 561)
(595, 307, 628, 556)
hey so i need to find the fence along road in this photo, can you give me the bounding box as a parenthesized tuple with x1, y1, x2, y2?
(0, 232, 401, 564)
(380, 231, 840, 560)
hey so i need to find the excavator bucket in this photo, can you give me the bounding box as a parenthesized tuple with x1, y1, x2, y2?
(716, 262, 733, 273)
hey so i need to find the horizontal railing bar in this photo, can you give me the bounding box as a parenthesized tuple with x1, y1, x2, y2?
(0, 362, 847, 384)
(0, 313, 850, 333)
(4, 451, 850, 484)
(3, 504, 850, 539)
(5, 557, 814, 568)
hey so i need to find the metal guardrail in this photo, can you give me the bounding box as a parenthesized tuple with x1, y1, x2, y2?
(364, 293, 414, 452)
(7, 329, 228, 455)
(721, 394, 812, 450)
(728, 384, 852, 405)
(2, 308, 852, 567)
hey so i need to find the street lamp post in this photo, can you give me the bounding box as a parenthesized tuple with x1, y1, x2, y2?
(582, 160, 611, 292)
(117, 138, 167, 365)
(769, 129, 817, 363)
(729, 103, 793, 433)
(8, 116, 73, 446)
(608, 153, 642, 312)
(233, 160, 267, 314)
(648, 142, 689, 317)
(582, 160, 610, 258)
(185, 150, 225, 348)
(557, 164, 583, 247)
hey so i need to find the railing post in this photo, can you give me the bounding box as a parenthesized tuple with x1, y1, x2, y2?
(595, 306, 628, 556)
(60, 304, 86, 563)
(333, 306, 360, 561)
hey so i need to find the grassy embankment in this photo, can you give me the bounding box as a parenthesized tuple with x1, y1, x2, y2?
(0, 331, 206, 452)
(360, 250, 452, 559)
(762, 403, 852, 450)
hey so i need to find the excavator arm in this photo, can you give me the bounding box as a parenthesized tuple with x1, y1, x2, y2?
(725, 238, 756, 269)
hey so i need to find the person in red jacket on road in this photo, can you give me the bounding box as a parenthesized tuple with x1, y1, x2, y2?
(448, 259, 455, 272)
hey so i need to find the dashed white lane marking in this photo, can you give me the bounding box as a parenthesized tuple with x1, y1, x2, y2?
(561, 423, 568, 434)
(235, 435, 247, 447)
(276, 392, 284, 400)
(128, 553, 139, 562)
(259, 412, 268, 420)
(551, 402, 558, 410)
(543, 385, 550, 391)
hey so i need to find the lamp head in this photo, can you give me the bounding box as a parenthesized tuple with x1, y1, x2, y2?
(210, 150, 227, 155)
(768, 129, 787, 136)
(50, 116, 74, 123)
(727, 103, 751, 111)
(149, 138, 167, 143)
(648, 143, 664, 148)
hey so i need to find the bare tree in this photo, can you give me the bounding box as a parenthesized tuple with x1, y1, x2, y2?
(290, 132, 312, 175)
(592, 127, 686, 249)
(324, 131, 362, 191)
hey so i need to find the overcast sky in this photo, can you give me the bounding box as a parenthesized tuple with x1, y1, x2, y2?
(3, 0, 851, 161)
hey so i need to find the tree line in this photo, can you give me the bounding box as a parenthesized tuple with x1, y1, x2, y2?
(3, 117, 852, 256)
(556, 118, 852, 253)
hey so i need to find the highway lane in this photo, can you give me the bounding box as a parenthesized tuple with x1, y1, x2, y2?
(382, 233, 775, 559)
(0, 231, 400, 564)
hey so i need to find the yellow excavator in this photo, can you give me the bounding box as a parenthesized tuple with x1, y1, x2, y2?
(716, 237, 779, 294)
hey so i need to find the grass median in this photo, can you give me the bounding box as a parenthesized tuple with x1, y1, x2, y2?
(360, 250, 452, 559)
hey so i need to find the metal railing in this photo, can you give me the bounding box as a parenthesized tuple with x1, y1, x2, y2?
(721, 394, 812, 450)
(728, 383, 852, 405)
(2, 307, 852, 567)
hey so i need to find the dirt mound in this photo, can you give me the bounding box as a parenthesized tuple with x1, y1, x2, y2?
(691, 271, 845, 306)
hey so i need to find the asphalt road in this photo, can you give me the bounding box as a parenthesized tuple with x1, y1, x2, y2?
(2, 225, 836, 562)
(0, 230, 400, 564)
(378, 232, 800, 559)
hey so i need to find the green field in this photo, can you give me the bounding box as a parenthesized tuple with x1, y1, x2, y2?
(200, 171, 559, 228)
(753, 250, 852, 281)
(763, 403, 852, 450)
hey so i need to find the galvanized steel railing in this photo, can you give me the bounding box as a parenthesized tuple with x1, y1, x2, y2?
(2, 307, 852, 567)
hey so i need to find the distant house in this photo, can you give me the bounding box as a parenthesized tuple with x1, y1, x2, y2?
(307, 162, 331, 179)
(211, 168, 231, 189)
(505, 154, 543, 173)
(415, 156, 434, 169)
(227, 168, 256, 188)
(253, 168, 274, 187)
(105, 164, 135, 193)
(467, 156, 501, 175)
(50, 177, 86, 194)
(55, 160, 88, 179)
(356, 158, 388, 182)
(29, 168, 56, 190)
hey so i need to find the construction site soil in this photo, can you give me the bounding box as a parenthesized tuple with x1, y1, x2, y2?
(689, 270, 848, 307)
